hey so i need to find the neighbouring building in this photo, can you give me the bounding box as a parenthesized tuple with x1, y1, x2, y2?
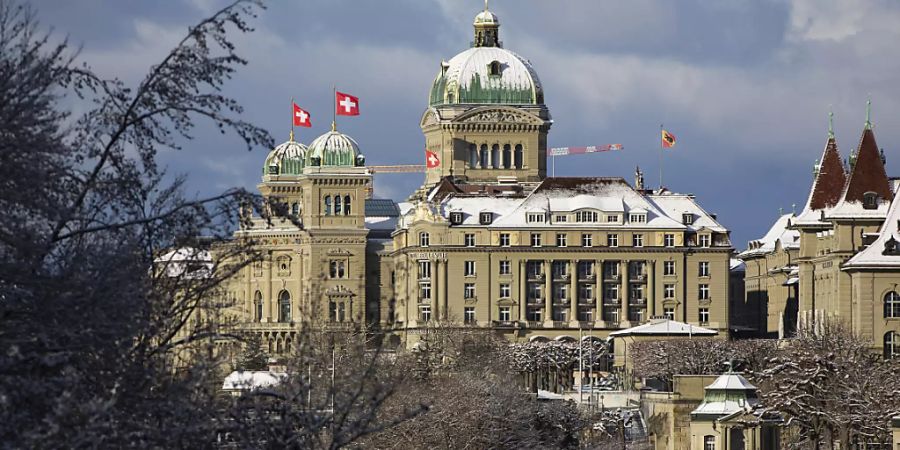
(220, 4, 734, 352)
(737, 214, 800, 338)
(789, 109, 900, 355)
(688, 370, 780, 450)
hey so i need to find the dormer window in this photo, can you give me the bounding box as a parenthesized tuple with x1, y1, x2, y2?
(863, 191, 878, 210)
(479, 212, 494, 225)
(449, 211, 464, 225)
(629, 213, 647, 224)
(526, 212, 546, 224)
(574, 211, 598, 223)
(682, 213, 695, 225)
(488, 61, 502, 76)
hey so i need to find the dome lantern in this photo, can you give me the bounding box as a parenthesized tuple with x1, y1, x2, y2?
(473, 0, 500, 48)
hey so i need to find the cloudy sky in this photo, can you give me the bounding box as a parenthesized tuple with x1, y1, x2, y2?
(34, 0, 900, 247)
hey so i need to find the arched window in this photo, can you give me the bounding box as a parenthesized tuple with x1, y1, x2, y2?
(885, 291, 900, 318)
(703, 435, 715, 450)
(489, 61, 501, 76)
(480, 144, 488, 168)
(334, 195, 342, 215)
(514, 144, 524, 169)
(254, 291, 263, 322)
(502, 144, 511, 169)
(491, 144, 500, 169)
(886, 332, 899, 359)
(278, 290, 291, 322)
(469, 144, 478, 167)
(344, 195, 351, 215)
(324, 196, 332, 215)
(291, 202, 300, 216)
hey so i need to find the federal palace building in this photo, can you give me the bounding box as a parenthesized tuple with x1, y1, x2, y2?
(222, 5, 735, 351)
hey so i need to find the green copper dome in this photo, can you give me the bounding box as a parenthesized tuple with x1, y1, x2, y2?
(429, 7, 543, 107)
(263, 139, 307, 176)
(306, 130, 365, 167)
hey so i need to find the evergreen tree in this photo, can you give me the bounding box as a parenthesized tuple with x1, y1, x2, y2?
(237, 332, 269, 371)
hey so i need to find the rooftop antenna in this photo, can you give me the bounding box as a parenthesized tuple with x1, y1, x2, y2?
(484, 0, 489, 12)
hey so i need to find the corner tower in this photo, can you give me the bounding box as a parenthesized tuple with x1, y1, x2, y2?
(421, 4, 552, 187)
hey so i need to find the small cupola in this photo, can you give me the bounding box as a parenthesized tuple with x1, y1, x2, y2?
(473, 2, 501, 48)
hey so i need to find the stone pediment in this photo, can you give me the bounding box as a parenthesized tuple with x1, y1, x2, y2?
(420, 108, 441, 128)
(454, 106, 544, 126)
(325, 285, 355, 297)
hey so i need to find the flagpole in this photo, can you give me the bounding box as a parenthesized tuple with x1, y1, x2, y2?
(332, 84, 337, 132)
(659, 123, 663, 190)
(290, 96, 295, 141)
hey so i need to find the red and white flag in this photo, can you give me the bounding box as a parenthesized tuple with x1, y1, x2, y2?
(425, 150, 440, 169)
(335, 91, 360, 116)
(292, 103, 311, 127)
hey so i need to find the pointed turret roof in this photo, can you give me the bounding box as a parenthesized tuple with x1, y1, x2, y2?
(808, 137, 847, 210)
(842, 127, 892, 204)
(794, 134, 847, 226)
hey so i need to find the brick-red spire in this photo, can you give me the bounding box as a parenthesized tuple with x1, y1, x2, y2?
(842, 127, 892, 203)
(807, 137, 847, 210)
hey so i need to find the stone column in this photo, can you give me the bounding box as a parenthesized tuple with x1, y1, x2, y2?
(648, 260, 655, 321)
(620, 260, 629, 324)
(519, 260, 527, 322)
(264, 254, 273, 322)
(543, 260, 553, 326)
(569, 259, 579, 325)
(595, 259, 603, 326)
(433, 259, 441, 321)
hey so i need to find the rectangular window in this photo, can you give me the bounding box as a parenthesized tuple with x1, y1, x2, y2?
(699, 234, 711, 247)
(663, 261, 675, 276)
(582, 233, 593, 247)
(603, 261, 619, 279)
(464, 283, 476, 299)
(699, 307, 710, 324)
(664, 307, 675, 320)
(420, 305, 431, 322)
(629, 213, 646, 223)
(551, 261, 569, 279)
(704, 436, 715, 450)
(419, 232, 430, 247)
(556, 233, 567, 247)
(699, 261, 710, 277)
(527, 308, 543, 322)
(464, 233, 476, 247)
(553, 283, 569, 302)
(577, 261, 594, 279)
(607, 215, 619, 223)
(604, 284, 619, 301)
(526, 212, 546, 223)
(419, 283, 431, 301)
(664, 283, 676, 299)
(499, 260, 511, 275)
(575, 211, 598, 223)
(464, 260, 476, 277)
(664, 233, 676, 247)
(527, 283, 543, 301)
(499, 233, 511, 247)
(699, 284, 710, 300)
(632, 234, 644, 247)
(418, 261, 432, 280)
(579, 283, 594, 301)
(531, 233, 542, 247)
(630, 284, 644, 301)
(499, 306, 511, 322)
(464, 307, 476, 324)
(526, 261, 543, 278)
(603, 308, 619, 323)
(500, 283, 511, 298)
(554, 215, 568, 223)
(607, 233, 619, 247)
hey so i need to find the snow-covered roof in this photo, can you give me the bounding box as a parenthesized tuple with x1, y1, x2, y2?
(730, 258, 746, 272)
(825, 198, 890, 220)
(608, 319, 718, 337)
(647, 193, 728, 233)
(222, 370, 287, 392)
(691, 372, 759, 418)
(441, 196, 521, 226)
(738, 213, 799, 258)
(843, 193, 900, 269)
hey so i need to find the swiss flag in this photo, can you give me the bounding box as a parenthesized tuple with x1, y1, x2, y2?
(335, 91, 360, 116)
(293, 103, 311, 127)
(425, 150, 440, 169)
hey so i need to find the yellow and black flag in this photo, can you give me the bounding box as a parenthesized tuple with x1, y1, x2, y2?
(661, 129, 676, 148)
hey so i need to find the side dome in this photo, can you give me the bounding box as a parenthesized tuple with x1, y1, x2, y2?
(306, 130, 366, 167)
(263, 140, 307, 175)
